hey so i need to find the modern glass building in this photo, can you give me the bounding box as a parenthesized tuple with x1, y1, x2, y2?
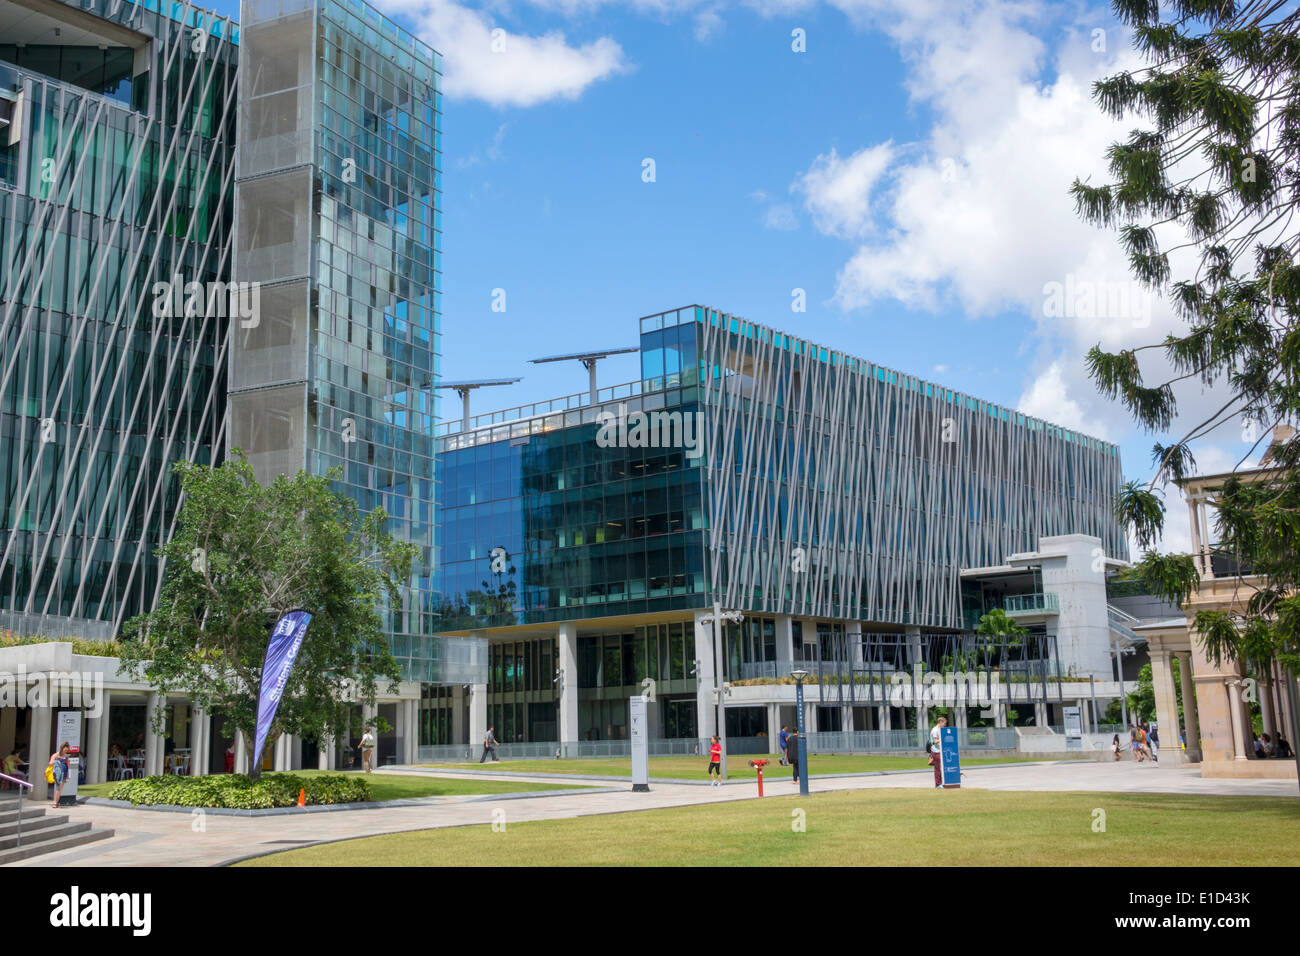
(0, 0, 480, 696)
(432, 306, 1129, 751)
(0, 0, 238, 638)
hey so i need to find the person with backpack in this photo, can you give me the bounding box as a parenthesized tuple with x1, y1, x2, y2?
(785, 730, 802, 784)
(358, 727, 376, 773)
(928, 716, 947, 788)
(1135, 725, 1151, 762)
(480, 725, 501, 763)
(47, 742, 71, 808)
(1147, 724, 1159, 762)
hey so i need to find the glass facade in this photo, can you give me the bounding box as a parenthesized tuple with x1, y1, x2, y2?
(436, 411, 707, 630)
(436, 304, 1127, 744)
(1, 0, 479, 686)
(234, 0, 457, 681)
(0, 0, 237, 633)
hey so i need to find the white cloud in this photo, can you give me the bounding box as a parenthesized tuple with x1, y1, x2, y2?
(763, 203, 799, 231)
(456, 122, 510, 168)
(694, 7, 725, 41)
(1017, 361, 1111, 440)
(374, 0, 627, 107)
(794, 143, 893, 239)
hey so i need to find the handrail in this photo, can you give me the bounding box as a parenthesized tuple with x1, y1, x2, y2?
(0, 771, 31, 789)
(1, 770, 32, 848)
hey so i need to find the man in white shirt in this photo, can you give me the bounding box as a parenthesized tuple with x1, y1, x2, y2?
(358, 728, 376, 773)
(929, 716, 947, 788)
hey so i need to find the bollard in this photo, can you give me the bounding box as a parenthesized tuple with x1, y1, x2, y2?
(748, 758, 768, 797)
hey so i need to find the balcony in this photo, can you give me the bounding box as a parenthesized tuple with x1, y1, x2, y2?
(1002, 592, 1059, 616)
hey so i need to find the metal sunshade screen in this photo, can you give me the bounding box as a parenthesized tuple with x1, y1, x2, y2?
(0, 1, 239, 636)
(698, 310, 1126, 627)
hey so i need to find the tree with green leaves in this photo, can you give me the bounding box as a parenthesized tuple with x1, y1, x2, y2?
(1074, 0, 1300, 776)
(121, 455, 413, 779)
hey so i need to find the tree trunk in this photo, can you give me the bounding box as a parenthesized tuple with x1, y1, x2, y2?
(245, 727, 279, 782)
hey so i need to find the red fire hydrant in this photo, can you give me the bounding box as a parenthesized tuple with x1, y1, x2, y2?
(749, 759, 769, 797)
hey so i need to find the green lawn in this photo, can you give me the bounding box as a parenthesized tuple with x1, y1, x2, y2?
(239, 789, 1300, 867)
(421, 753, 1074, 779)
(78, 769, 592, 802)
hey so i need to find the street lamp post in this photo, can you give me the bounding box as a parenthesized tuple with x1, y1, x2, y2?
(791, 668, 810, 796)
(704, 603, 743, 782)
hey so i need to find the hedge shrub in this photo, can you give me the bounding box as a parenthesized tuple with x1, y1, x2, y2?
(107, 773, 371, 809)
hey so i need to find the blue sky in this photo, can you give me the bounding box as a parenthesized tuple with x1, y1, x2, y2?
(209, 0, 1255, 552)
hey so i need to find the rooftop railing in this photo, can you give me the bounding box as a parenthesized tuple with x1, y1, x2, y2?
(435, 379, 643, 439)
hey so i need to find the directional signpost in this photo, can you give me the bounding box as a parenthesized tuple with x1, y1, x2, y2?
(630, 695, 649, 792)
(939, 725, 962, 789)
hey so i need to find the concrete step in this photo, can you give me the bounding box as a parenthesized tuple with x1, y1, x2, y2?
(0, 825, 115, 865)
(0, 805, 46, 825)
(0, 814, 65, 839)
(0, 817, 93, 851)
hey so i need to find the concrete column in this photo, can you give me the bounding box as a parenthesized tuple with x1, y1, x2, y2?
(234, 729, 249, 774)
(452, 685, 466, 746)
(187, 705, 207, 777)
(404, 699, 419, 764)
(878, 705, 891, 732)
(144, 693, 164, 777)
(1034, 701, 1048, 728)
(29, 703, 52, 799)
(993, 700, 1008, 728)
(767, 702, 781, 754)
(804, 702, 818, 734)
(1188, 499, 1204, 575)
(271, 733, 289, 771)
(1079, 699, 1091, 735)
(1149, 649, 1183, 766)
(1177, 652, 1202, 760)
(84, 706, 105, 785)
(842, 705, 855, 734)
(1226, 680, 1248, 759)
(1260, 678, 1277, 741)
(318, 735, 336, 770)
(468, 684, 487, 753)
(558, 621, 578, 744)
(953, 706, 968, 730)
(693, 609, 717, 739)
(775, 615, 795, 667)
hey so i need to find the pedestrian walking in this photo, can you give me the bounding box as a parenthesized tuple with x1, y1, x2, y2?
(358, 727, 376, 773)
(785, 730, 801, 784)
(47, 742, 71, 808)
(778, 725, 789, 766)
(928, 716, 947, 788)
(1148, 724, 1159, 761)
(1111, 733, 1121, 760)
(707, 735, 722, 785)
(480, 725, 501, 763)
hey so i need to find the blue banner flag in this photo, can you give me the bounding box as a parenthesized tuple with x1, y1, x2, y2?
(251, 610, 313, 772)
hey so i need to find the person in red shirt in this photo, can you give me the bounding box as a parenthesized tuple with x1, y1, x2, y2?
(708, 736, 722, 786)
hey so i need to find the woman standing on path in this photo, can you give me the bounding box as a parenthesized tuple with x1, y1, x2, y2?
(48, 742, 71, 808)
(707, 736, 722, 786)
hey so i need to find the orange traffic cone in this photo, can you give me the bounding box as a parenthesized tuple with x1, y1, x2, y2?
(297, 788, 306, 808)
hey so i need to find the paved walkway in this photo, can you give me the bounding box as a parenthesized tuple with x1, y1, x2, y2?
(10, 760, 1295, 867)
